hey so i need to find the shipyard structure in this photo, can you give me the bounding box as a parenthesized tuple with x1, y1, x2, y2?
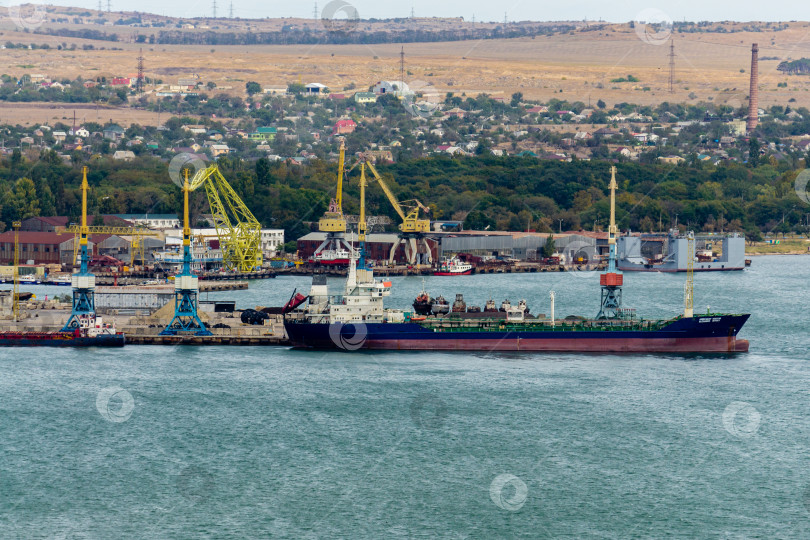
(618, 230, 746, 272)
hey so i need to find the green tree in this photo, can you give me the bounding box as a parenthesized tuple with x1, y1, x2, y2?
(542, 235, 556, 257)
(2, 178, 41, 223)
(596, 99, 606, 109)
(255, 157, 272, 186)
(245, 81, 262, 95)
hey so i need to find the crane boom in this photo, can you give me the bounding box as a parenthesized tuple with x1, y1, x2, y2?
(336, 140, 345, 210)
(189, 164, 263, 272)
(364, 160, 430, 233)
(365, 161, 407, 221)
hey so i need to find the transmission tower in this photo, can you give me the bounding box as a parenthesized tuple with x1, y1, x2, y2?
(136, 48, 145, 94)
(212, 0, 217, 18)
(411, 7, 415, 18)
(504, 12, 508, 25)
(668, 38, 675, 93)
(106, 0, 111, 13)
(229, 0, 233, 18)
(97, 0, 102, 13)
(313, 2, 318, 19)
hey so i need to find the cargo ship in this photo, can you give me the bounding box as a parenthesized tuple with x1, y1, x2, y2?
(0, 314, 125, 347)
(284, 167, 750, 354)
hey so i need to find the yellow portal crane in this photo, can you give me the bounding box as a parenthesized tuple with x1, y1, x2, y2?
(189, 164, 262, 272)
(319, 139, 347, 233)
(364, 160, 431, 234)
(363, 158, 432, 265)
(12, 221, 20, 323)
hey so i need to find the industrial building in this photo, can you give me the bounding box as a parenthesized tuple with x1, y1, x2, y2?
(297, 232, 439, 265)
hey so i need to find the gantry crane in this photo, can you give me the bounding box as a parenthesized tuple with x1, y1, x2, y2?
(189, 165, 262, 273)
(363, 159, 432, 265)
(311, 139, 358, 265)
(60, 225, 160, 268)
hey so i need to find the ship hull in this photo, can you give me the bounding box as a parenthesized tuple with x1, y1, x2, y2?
(433, 270, 473, 276)
(285, 314, 750, 353)
(0, 332, 126, 347)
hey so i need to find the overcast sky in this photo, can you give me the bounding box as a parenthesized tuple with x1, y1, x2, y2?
(32, 0, 807, 22)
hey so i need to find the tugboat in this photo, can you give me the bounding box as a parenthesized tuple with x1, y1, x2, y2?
(451, 294, 467, 313)
(412, 288, 434, 316)
(484, 298, 498, 313)
(431, 295, 450, 315)
(467, 305, 481, 313)
(0, 313, 124, 347)
(499, 299, 512, 313)
(434, 256, 473, 276)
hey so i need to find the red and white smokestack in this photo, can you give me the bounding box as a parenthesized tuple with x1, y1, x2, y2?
(747, 43, 759, 133)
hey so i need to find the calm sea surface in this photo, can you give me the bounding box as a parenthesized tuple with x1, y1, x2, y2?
(1, 255, 808, 538)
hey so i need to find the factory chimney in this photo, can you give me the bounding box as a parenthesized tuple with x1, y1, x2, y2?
(747, 43, 759, 133)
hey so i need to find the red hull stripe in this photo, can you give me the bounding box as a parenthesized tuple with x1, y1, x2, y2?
(360, 337, 749, 353)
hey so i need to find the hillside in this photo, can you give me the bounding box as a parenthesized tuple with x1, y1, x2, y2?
(0, 8, 808, 113)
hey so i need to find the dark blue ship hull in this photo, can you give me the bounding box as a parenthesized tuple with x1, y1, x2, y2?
(285, 314, 750, 353)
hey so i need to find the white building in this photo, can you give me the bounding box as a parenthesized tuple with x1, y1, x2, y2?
(116, 214, 181, 230)
(260, 229, 284, 257)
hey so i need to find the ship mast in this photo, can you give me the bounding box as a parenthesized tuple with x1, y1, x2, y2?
(684, 233, 694, 318)
(596, 166, 624, 320)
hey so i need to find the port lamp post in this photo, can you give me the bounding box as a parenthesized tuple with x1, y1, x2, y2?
(160, 169, 211, 336)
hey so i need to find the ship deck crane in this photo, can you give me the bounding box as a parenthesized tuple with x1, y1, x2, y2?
(363, 159, 432, 266)
(596, 166, 625, 320)
(189, 164, 263, 273)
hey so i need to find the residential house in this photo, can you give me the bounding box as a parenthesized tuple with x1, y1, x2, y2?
(182, 125, 207, 135)
(111, 77, 131, 86)
(52, 131, 67, 142)
(333, 119, 357, 135)
(70, 127, 90, 137)
(103, 124, 125, 140)
(372, 80, 411, 96)
(209, 144, 230, 157)
(249, 127, 278, 141)
(112, 150, 136, 161)
(304, 83, 328, 95)
(658, 155, 685, 165)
